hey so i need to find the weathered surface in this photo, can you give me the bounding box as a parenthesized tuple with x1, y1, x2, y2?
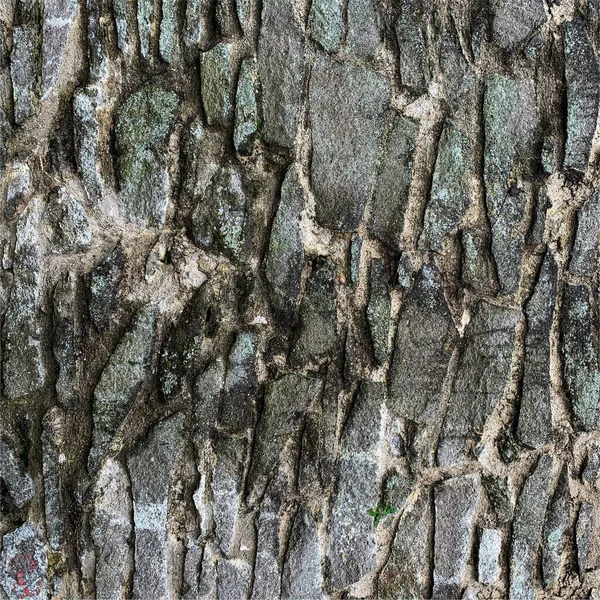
(439, 302, 520, 464)
(478, 528, 502, 585)
(327, 382, 382, 591)
(570, 191, 600, 276)
(2, 198, 47, 400)
(128, 412, 186, 600)
(542, 467, 570, 587)
(562, 284, 600, 431)
(483, 74, 538, 293)
(192, 163, 250, 260)
(290, 258, 338, 367)
(2, 3, 600, 598)
(564, 20, 600, 171)
(366, 258, 391, 365)
(115, 82, 180, 227)
(369, 115, 418, 248)
(282, 508, 324, 599)
(492, 0, 546, 50)
(420, 123, 472, 252)
(433, 475, 481, 598)
(92, 458, 133, 600)
(200, 42, 235, 127)
(264, 165, 305, 321)
(309, 0, 343, 53)
(0, 438, 34, 509)
(234, 57, 259, 155)
(516, 252, 556, 447)
(89, 305, 158, 471)
(510, 454, 553, 600)
(257, 0, 305, 148)
(379, 488, 433, 598)
(310, 55, 390, 231)
(389, 263, 456, 428)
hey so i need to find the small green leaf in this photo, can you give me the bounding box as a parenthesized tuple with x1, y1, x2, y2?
(368, 503, 398, 527)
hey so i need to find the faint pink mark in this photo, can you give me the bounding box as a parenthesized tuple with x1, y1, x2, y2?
(8, 553, 42, 598)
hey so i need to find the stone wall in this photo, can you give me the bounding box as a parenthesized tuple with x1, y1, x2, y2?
(0, 0, 600, 598)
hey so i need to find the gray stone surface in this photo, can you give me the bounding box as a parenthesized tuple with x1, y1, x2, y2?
(461, 228, 498, 296)
(249, 374, 323, 497)
(577, 501, 600, 574)
(5, 160, 31, 218)
(564, 20, 600, 171)
(310, 55, 390, 231)
(234, 57, 259, 155)
(113, 0, 134, 56)
(42, 410, 63, 550)
(389, 263, 456, 426)
(439, 302, 520, 464)
(510, 454, 552, 600)
(160, 284, 211, 400)
(192, 163, 250, 260)
(73, 85, 105, 203)
(483, 74, 538, 293)
(86, 0, 109, 79)
(264, 165, 305, 321)
(542, 467, 570, 587)
(433, 475, 480, 598)
(194, 358, 225, 440)
(379, 489, 433, 598)
(290, 258, 338, 367)
(562, 284, 600, 431)
(45, 187, 92, 252)
(89, 305, 158, 471)
(183, 0, 213, 53)
(137, 0, 154, 60)
(257, 0, 305, 148)
(209, 434, 246, 555)
(128, 412, 186, 600)
(347, 0, 384, 60)
(367, 258, 392, 365)
(309, 0, 342, 52)
(517, 252, 556, 447)
(251, 491, 282, 599)
(492, 0, 546, 50)
(327, 382, 382, 591)
(201, 42, 235, 127)
(115, 82, 179, 227)
(570, 191, 600, 276)
(11, 14, 40, 124)
(420, 123, 472, 252)
(0, 438, 34, 509)
(478, 528, 502, 585)
(217, 558, 252, 599)
(282, 508, 324, 599)
(218, 331, 258, 433)
(369, 115, 418, 248)
(41, 0, 78, 96)
(160, 0, 182, 63)
(87, 243, 125, 331)
(396, 0, 427, 93)
(2, 199, 47, 400)
(92, 458, 133, 600)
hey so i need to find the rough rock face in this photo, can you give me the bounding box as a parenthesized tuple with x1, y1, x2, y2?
(1, 2, 600, 599)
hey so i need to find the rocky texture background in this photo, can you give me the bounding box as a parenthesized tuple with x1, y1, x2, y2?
(1, 0, 600, 598)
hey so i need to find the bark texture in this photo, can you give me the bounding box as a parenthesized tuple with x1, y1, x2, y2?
(1, 0, 600, 598)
